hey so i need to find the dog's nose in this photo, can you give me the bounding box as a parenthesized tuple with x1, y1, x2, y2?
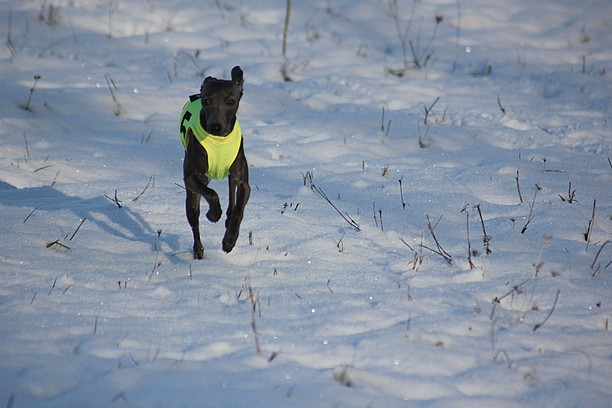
(208, 123, 222, 135)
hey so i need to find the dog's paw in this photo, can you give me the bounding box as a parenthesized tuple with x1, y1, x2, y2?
(222, 231, 238, 253)
(193, 243, 204, 260)
(206, 206, 222, 222)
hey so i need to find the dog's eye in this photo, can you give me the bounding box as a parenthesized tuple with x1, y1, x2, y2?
(226, 99, 235, 106)
(202, 98, 211, 106)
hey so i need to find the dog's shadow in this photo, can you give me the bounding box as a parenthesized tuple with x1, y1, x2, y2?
(0, 180, 159, 248)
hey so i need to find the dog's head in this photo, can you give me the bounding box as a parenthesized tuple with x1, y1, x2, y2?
(198, 66, 244, 136)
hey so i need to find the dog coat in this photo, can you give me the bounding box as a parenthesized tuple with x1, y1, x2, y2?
(180, 98, 242, 180)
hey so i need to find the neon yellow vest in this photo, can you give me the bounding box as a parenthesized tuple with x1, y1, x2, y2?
(180, 99, 242, 180)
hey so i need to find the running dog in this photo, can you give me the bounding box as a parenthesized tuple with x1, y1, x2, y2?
(180, 66, 250, 259)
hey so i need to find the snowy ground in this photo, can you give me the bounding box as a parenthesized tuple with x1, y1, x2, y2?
(1, 0, 611, 406)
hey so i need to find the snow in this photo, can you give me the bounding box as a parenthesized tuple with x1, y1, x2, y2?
(0, 0, 610, 406)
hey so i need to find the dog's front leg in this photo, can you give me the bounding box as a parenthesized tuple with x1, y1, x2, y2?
(222, 178, 250, 252)
(222, 158, 250, 253)
(185, 189, 204, 259)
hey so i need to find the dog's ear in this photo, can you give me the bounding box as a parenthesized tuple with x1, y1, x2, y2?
(231, 66, 244, 92)
(200, 76, 216, 94)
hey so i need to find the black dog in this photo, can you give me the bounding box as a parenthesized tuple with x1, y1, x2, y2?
(180, 66, 250, 259)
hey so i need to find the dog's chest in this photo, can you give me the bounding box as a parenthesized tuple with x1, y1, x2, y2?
(180, 99, 242, 179)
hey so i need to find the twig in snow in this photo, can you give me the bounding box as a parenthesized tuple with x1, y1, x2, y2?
(51, 170, 61, 186)
(148, 229, 163, 281)
(7, 5, 16, 56)
(496, 95, 506, 114)
(373, 202, 378, 228)
(246, 276, 261, 356)
(591, 240, 609, 277)
(424, 96, 440, 125)
(282, 0, 291, 58)
(455, 0, 462, 45)
(22, 132, 30, 160)
(423, 214, 452, 264)
(104, 73, 122, 116)
(22, 75, 42, 112)
(491, 278, 531, 308)
(132, 176, 155, 202)
(105, 190, 123, 208)
(402, 237, 423, 272)
(398, 176, 408, 209)
(336, 233, 345, 253)
(307, 174, 360, 231)
(6, 392, 16, 408)
(533, 289, 560, 331)
(68, 218, 86, 241)
(559, 181, 576, 203)
(418, 122, 431, 148)
(515, 170, 524, 203)
(48, 276, 57, 295)
(461, 204, 475, 269)
(23, 206, 39, 223)
(476, 204, 491, 254)
(280, 0, 292, 81)
(584, 199, 596, 251)
(46, 239, 70, 251)
(520, 183, 541, 234)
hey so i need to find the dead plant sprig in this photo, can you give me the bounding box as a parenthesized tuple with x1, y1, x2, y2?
(336, 233, 345, 253)
(492, 278, 531, 308)
(22, 132, 30, 160)
(421, 215, 452, 264)
(380, 107, 392, 134)
(7, 5, 16, 56)
(148, 229, 163, 281)
(282, 0, 291, 58)
(104, 74, 122, 116)
(51, 170, 60, 186)
(423, 96, 440, 125)
(476, 204, 491, 254)
(417, 121, 431, 148)
(533, 289, 560, 331)
(68, 218, 86, 241)
(461, 204, 475, 269)
(132, 176, 155, 202)
(398, 176, 408, 209)
(306, 173, 360, 231)
(496, 95, 506, 114)
(401, 237, 423, 272)
(515, 170, 524, 203)
(372, 202, 378, 228)
(584, 199, 596, 251)
(46, 239, 70, 251)
(246, 276, 261, 356)
(386, 0, 417, 71)
(280, 0, 293, 81)
(559, 181, 576, 203)
(105, 190, 123, 208)
(520, 183, 541, 234)
(23, 75, 42, 112)
(591, 240, 610, 276)
(23, 206, 39, 223)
